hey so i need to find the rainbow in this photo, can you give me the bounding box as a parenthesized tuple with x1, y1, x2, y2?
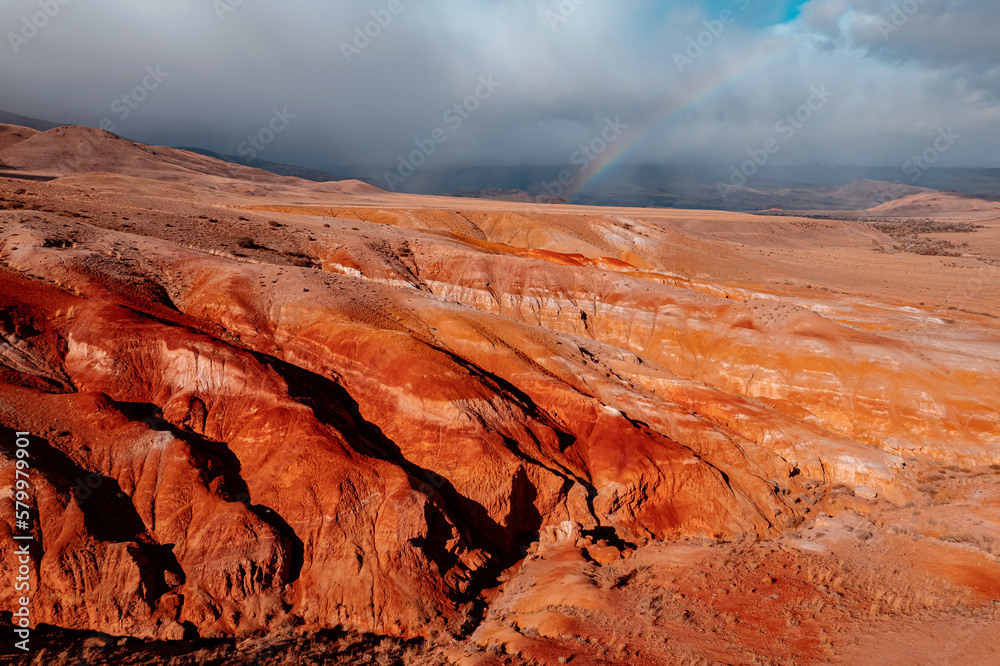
(568, 44, 789, 198)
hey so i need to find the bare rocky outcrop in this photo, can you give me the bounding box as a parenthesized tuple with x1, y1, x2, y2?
(0, 131, 998, 663)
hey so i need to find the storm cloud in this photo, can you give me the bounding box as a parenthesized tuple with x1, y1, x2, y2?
(1, 0, 997, 173)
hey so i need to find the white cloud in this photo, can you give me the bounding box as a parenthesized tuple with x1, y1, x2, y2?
(0, 0, 997, 169)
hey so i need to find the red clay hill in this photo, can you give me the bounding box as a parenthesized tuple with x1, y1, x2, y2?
(0, 125, 998, 665)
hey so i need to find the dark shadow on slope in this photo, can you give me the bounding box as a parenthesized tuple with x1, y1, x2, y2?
(253, 353, 549, 601)
(0, 623, 425, 662)
(0, 426, 184, 604)
(112, 401, 305, 585)
(0, 167, 56, 181)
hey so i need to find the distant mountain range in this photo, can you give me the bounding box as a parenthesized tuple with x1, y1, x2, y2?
(3, 108, 999, 212)
(177, 147, 382, 187)
(367, 163, 1000, 211)
(0, 108, 63, 131)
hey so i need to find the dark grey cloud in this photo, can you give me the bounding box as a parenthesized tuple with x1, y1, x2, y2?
(0, 0, 997, 173)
